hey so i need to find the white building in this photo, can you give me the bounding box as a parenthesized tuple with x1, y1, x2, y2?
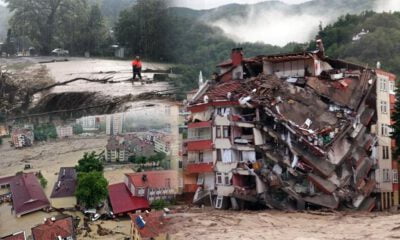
(56, 126, 73, 138)
(76, 116, 98, 131)
(106, 113, 124, 135)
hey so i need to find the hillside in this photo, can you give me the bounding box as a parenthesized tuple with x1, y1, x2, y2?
(318, 11, 400, 76)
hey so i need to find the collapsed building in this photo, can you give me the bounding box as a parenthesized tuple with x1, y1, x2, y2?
(183, 42, 398, 211)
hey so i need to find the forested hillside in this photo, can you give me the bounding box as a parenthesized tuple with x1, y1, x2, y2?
(317, 11, 400, 76)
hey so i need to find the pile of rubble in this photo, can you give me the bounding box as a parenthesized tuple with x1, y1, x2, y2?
(185, 42, 393, 211)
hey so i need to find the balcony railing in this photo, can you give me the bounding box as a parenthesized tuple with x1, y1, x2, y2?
(187, 134, 212, 141)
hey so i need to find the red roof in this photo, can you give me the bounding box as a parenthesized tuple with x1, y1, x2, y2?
(195, 81, 243, 104)
(129, 211, 169, 239)
(125, 170, 178, 189)
(186, 163, 214, 174)
(108, 183, 150, 215)
(31, 217, 74, 240)
(1, 232, 26, 240)
(187, 140, 213, 151)
(10, 173, 50, 216)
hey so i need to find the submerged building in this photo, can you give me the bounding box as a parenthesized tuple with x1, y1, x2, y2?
(183, 43, 398, 211)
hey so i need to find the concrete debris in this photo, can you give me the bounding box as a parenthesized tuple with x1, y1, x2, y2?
(184, 42, 398, 212)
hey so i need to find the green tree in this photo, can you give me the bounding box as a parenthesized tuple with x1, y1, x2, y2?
(76, 151, 104, 173)
(34, 123, 57, 141)
(128, 155, 136, 163)
(5, 0, 110, 55)
(76, 171, 108, 208)
(85, 4, 109, 55)
(73, 124, 84, 135)
(3, 29, 16, 55)
(138, 156, 147, 167)
(150, 199, 168, 210)
(37, 172, 48, 188)
(392, 82, 400, 159)
(115, 0, 168, 60)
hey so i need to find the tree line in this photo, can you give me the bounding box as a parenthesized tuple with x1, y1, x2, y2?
(3, 0, 111, 55)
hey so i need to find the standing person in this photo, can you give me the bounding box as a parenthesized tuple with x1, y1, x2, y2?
(131, 56, 142, 81)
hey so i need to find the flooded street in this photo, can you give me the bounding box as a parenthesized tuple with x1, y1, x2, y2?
(43, 57, 172, 97)
(0, 135, 134, 238)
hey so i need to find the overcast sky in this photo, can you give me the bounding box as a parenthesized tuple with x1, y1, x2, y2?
(172, 0, 310, 9)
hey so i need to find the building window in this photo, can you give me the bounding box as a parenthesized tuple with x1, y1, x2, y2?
(381, 101, 388, 114)
(224, 173, 230, 185)
(215, 196, 223, 209)
(223, 126, 230, 138)
(199, 152, 204, 163)
(216, 172, 230, 185)
(216, 126, 221, 138)
(137, 188, 145, 196)
(380, 78, 388, 92)
(393, 169, 399, 183)
(216, 172, 223, 184)
(179, 161, 183, 169)
(197, 175, 204, 185)
(382, 146, 390, 159)
(217, 149, 222, 162)
(383, 169, 391, 182)
(381, 124, 392, 137)
(390, 81, 395, 94)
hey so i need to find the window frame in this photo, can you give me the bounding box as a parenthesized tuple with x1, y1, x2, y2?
(382, 146, 390, 160)
(199, 152, 204, 163)
(224, 173, 230, 185)
(383, 169, 391, 182)
(216, 126, 222, 138)
(137, 187, 145, 196)
(381, 101, 388, 114)
(216, 172, 223, 185)
(393, 169, 399, 183)
(215, 196, 223, 209)
(223, 126, 230, 138)
(216, 149, 222, 162)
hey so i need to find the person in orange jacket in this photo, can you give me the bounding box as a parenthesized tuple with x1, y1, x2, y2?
(131, 56, 142, 80)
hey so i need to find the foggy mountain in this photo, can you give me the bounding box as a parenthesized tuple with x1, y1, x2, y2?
(170, 0, 400, 46)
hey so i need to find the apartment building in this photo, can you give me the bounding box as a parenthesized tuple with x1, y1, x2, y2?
(106, 113, 124, 135)
(375, 69, 398, 210)
(183, 45, 398, 211)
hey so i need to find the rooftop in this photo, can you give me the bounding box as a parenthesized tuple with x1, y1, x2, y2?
(31, 216, 74, 240)
(129, 211, 170, 239)
(108, 183, 150, 215)
(10, 173, 50, 216)
(50, 167, 77, 198)
(0, 232, 26, 240)
(125, 170, 178, 189)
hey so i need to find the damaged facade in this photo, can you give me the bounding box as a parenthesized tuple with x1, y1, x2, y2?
(183, 44, 398, 211)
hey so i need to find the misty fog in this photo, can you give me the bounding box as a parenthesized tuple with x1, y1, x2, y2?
(210, 0, 400, 46)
